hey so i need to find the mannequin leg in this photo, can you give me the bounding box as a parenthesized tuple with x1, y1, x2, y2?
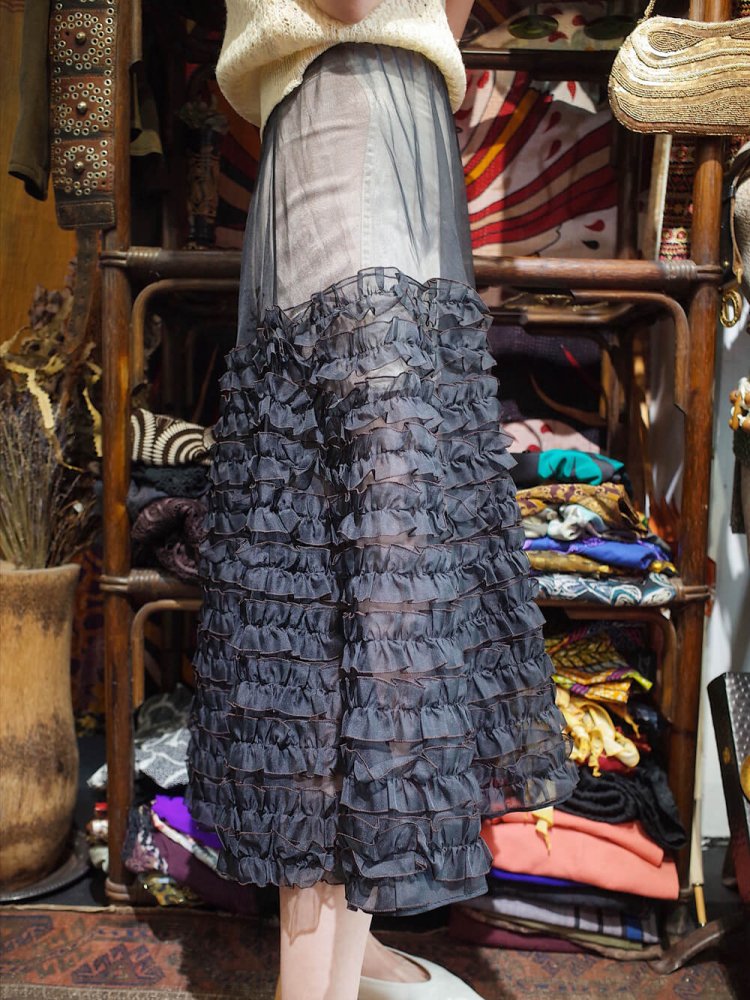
(278, 883, 432, 999)
(279, 883, 372, 1000)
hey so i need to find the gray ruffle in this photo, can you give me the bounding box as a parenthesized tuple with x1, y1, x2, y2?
(186, 267, 578, 915)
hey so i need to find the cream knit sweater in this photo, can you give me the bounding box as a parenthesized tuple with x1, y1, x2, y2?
(216, 0, 467, 134)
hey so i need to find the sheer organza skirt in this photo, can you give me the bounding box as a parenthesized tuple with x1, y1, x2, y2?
(187, 42, 578, 915)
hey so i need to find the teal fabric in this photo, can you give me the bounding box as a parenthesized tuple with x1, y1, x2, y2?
(537, 449, 623, 485)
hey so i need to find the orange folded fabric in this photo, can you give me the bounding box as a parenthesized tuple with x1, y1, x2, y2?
(482, 814, 678, 899)
(493, 810, 663, 867)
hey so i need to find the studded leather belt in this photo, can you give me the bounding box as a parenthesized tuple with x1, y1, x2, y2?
(49, 0, 117, 228)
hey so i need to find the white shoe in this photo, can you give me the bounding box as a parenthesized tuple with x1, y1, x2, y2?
(358, 947, 485, 1000)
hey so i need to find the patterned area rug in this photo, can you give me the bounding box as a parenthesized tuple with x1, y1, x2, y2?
(0, 905, 744, 1000)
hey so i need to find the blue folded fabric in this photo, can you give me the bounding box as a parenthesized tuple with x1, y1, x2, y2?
(525, 536, 670, 572)
(490, 867, 578, 888)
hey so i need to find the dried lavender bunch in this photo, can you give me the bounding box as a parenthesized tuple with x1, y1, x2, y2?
(0, 390, 96, 569)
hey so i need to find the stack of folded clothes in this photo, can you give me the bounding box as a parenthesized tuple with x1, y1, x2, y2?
(89, 686, 260, 912)
(122, 793, 259, 913)
(511, 450, 679, 605)
(89, 686, 263, 912)
(451, 810, 669, 959)
(450, 617, 686, 959)
(126, 408, 212, 582)
(548, 619, 655, 764)
(548, 618, 686, 854)
(451, 782, 682, 958)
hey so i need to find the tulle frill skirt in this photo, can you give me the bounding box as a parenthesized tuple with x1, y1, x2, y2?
(187, 42, 578, 915)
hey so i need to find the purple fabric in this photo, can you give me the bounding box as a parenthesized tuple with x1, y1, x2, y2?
(490, 868, 579, 888)
(152, 794, 223, 851)
(150, 829, 259, 915)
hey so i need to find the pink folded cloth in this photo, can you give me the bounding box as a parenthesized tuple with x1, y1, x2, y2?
(503, 419, 600, 454)
(481, 815, 678, 899)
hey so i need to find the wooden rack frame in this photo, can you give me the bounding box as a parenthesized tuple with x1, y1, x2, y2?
(94, 0, 729, 916)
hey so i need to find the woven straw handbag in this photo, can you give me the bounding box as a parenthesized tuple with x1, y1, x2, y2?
(608, 2, 750, 135)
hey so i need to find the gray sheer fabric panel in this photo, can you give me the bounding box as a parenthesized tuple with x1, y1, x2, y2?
(237, 42, 473, 343)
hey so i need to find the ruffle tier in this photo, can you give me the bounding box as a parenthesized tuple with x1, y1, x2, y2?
(187, 267, 578, 915)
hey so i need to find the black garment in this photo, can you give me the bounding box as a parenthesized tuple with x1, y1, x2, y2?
(558, 757, 687, 852)
(131, 463, 210, 500)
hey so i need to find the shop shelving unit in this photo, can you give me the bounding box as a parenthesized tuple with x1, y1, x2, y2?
(82, 0, 730, 914)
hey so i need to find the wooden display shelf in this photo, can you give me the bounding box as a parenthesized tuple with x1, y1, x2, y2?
(102, 568, 708, 610)
(101, 246, 719, 294)
(473, 255, 720, 292)
(112, 568, 695, 746)
(95, 0, 729, 913)
(101, 569, 200, 601)
(461, 47, 617, 79)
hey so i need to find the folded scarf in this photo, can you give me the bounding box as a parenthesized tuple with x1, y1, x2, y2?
(517, 483, 646, 542)
(464, 892, 660, 943)
(131, 497, 207, 581)
(501, 418, 601, 455)
(449, 905, 584, 953)
(556, 688, 640, 771)
(490, 868, 577, 888)
(526, 550, 619, 575)
(487, 872, 649, 914)
(458, 905, 660, 953)
(548, 629, 653, 707)
(525, 536, 675, 574)
(532, 571, 678, 606)
(152, 794, 222, 851)
(496, 810, 664, 865)
(131, 463, 210, 497)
